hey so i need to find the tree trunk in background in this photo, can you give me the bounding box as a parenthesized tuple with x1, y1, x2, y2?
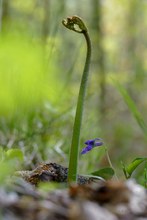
(42, 0, 50, 44)
(91, 0, 106, 118)
(53, 0, 66, 37)
(42, 0, 66, 43)
(0, 0, 3, 31)
(1, 0, 9, 32)
(125, 0, 144, 87)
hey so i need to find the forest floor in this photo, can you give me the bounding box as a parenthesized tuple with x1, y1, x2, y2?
(1, 162, 147, 220)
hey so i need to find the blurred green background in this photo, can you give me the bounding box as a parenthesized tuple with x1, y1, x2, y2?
(0, 0, 147, 180)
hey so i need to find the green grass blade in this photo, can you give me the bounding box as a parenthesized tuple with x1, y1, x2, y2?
(114, 81, 147, 136)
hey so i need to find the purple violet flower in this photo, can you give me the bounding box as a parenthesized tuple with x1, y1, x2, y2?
(81, 138, 103, 155)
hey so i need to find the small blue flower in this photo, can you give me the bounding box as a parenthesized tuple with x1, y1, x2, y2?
(81, 138, 103, 155)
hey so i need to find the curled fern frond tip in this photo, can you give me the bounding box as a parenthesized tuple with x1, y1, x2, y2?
(62, 15, 87, 34)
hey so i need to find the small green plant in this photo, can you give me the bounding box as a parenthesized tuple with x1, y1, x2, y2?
(0, 148, 23, 184)
(62, 16, 93, 183)
(62, 16, 109, 183)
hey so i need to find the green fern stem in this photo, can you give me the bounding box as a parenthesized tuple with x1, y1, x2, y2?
(62, 16, 92, 183)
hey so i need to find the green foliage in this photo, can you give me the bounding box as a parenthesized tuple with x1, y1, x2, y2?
(38, 182, 66, 195)
(0, 34, 66, 117)
(91, 167, 114, 180)
(5, 149, 24, 161)
(0, 148, 23, 184)
(0, 34, 43, 115)
(0, 148, 23, 162)
(122, 158, 147, 179)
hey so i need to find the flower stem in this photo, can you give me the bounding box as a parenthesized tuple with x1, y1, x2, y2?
(105, 146, 118, 181)
(62, 16, 92, 183)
